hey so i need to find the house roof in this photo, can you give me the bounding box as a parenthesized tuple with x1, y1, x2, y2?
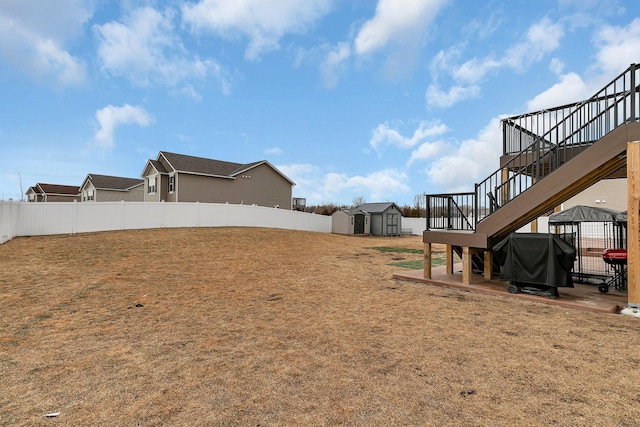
(149, 159, 168, 174)
(27, 184, 80, 196)
(357, 202, 402, 214)
(155, 151, 295, 185)
(82, 174, 144, 191)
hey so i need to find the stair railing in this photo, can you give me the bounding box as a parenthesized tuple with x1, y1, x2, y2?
(425, 193, 475, 231)
(426, 63, 639, 232)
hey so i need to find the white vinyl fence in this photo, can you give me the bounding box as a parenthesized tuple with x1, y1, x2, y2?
(401, 217, 427, 235)
(0, 201, 332, 244)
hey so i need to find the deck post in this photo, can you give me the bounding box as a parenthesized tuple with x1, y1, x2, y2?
(423, 242, 432, 279)
(626, 141, 640, 311)
(462, 246, 472, 284)
(484, 250, 493, 280)
(501, 168, 510, 205)
(446, 244, 454, 274)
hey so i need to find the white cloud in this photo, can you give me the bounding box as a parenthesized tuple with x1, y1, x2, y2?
(94, 104, 154, 149)
(427, 117, 502, 192)
(523, 18, 640, 114)
(95, 7, 229, 94)
(549, 58, 565, 75)
(408, 140, 448, 166)
(278, 163, 410, 204)
(426, 84, 481, 108)
(322, 169, 410, 202)
(503, 18, 565, 71)
(265, 147, 283, 156)
(453, 57, 501, 84)
(354, 0, 447, 55)
(182, 0, 332, 61)
(0, 0, 91, 87)
(370, 120, 448, 151)
(431, 17, 564, 109)
(526, 72, 587, 111)
(319, 42, 351, 88)
(594, 18, 640, 78)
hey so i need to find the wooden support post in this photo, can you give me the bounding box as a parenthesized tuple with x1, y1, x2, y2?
(501, 168, 510, 205)
(446, 244, 454, 274)
(628, 141, 640, 308)
(484, 250, 493, 280)
(462, 246, 472, 285)
(423, 242, 432, 279)
(530, 176, 538, 233)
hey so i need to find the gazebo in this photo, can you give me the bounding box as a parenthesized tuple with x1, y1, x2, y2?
(548, 205, 626, 284)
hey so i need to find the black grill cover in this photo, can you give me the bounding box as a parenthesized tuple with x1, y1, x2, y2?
(493, 233, 576, 288)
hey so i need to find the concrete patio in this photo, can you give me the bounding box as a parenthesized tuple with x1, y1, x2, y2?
(393, 265, 628, 314)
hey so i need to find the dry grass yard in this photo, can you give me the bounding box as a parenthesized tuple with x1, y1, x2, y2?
(1, 227, 640, 426)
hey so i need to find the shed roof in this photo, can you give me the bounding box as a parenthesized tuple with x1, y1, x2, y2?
(357, 202, 402, 215)
(333, 208, 370, 217)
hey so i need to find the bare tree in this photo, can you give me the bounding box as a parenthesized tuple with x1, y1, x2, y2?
(16, 170, 24, 202)
(351, 196, 366, 208)
(413, 193, 426, 217)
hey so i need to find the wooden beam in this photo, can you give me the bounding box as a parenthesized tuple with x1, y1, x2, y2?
(501, 168, 510, 205)
(484, 250, 493, 280)
(462, 247, 472, 284)
(423, 242, 432, 279)
(628, 141, 640, 308)
(446, 244, 453, 274)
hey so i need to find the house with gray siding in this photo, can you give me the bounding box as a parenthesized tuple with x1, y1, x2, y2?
(141, 151, 295, 209)
(79, 174, 144, 202)
(26, 183, 80, 202)
(357, 202, 403, 236)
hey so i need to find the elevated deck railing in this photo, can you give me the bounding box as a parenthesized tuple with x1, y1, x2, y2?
(427, 63, 639, 232)
(425, 192, 476, 231)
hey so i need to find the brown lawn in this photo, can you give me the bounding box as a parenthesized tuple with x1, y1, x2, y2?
(1, 227, 639, 426)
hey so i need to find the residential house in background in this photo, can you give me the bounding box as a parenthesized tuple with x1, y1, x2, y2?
(26, 183, 80, 202)
(79, 174, 144, 202)
(356, 202, 404, 236)
(141, 151, 295, 209)
(331, 208, 371, 235)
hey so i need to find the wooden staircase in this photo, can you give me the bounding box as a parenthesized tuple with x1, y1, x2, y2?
(423, 64, 640, 283)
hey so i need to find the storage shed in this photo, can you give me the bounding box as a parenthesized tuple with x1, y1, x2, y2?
(356, 202, 403, 237)
(332, 208, 371, 235)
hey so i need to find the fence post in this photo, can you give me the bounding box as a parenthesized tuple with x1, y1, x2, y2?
(120, 200, 125, 230)
(73, 200, 78, 235)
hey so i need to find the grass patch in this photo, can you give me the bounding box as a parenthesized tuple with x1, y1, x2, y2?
(369, 246, 449, 270)
(390, 254, 448, 269)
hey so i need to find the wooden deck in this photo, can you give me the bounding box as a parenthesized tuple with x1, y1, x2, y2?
(393, 265, 628, 314)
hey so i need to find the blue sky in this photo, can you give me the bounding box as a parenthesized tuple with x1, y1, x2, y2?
(1, 0, 639, 205)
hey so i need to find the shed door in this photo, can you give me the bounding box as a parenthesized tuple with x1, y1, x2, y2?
(354, 214, 365, 234)
(386, 213, 398, 236)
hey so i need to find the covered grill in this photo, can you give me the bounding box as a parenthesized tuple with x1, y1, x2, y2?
(493, 233, 576, 299)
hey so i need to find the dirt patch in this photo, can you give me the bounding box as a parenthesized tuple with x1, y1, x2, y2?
(1, 227, 639, 425)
